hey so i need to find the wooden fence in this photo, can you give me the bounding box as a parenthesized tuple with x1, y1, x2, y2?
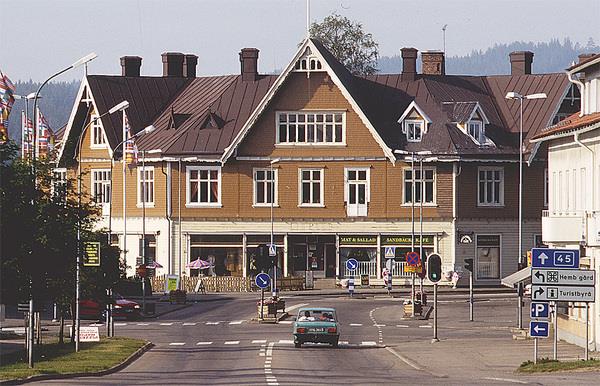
(151, 275, 305, 293)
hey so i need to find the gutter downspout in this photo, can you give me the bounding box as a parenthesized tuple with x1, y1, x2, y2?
(574, 131, 596, 351)
(567, 71, 585, 117)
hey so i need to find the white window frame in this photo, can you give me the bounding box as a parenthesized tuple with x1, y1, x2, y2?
(543, 168, 548, 208)
(90, 112, 107, 148)
(475, 234, 502, 280)
(52, 167, 67, 198)
(186, 166, 222, 207)
(477, 166, 504, 207)
(467, 120, 484, 144)
(276, 111, 346, 146)
(298, 168, 324, 207)
(137, 165, 155, 208)
(405, 119, 424, 142)
(344, 167, 370, 216)
(253, 168, 278, 207)
(402, 167, 437, 206)
(91, 168, 111, 204)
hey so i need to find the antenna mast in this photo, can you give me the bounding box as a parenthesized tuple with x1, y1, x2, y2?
(306, 0, 311, 38)
(442, 24, 448, 54)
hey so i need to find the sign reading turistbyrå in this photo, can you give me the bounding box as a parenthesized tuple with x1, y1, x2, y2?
(83, 242, 101, 266)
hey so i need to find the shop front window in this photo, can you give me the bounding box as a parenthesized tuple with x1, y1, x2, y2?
(246, 235, 284, 278)
(189, 235, 243, 277)
(339, 247, 377, 277)
(476, 234, 500, 279)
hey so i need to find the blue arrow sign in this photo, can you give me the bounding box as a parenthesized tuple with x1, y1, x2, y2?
(530, 321, 550, 338)
(531, 302, 550, 319)
(532, 248, 579, 269)
(346, 258, 358, 272)
(255, 273, 271, 289)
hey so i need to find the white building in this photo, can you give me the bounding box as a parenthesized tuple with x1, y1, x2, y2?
(532, 53, 600, 350)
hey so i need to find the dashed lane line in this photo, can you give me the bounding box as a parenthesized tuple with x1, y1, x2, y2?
(264, 342, 278, 386)
(169, 342, 185, 346)
(137, 323, 149, 326)
(206, 322, 219, 325)
(196, 341, 213, 345)
(224, 341, 240, 345)
(349, 323, 363, 326)
(228, 321, 244, 325)
(278, 339, 294, 345)
(114, 323, 127, 326)
(252, 340, 267, 344)
(397, 324, 409, 328)
(182, 322, 197, 326)
(160, 323, 173, 326)
(483, 377, 529, 384)
(279, 321, 293, 325)
(360, 341, 377, 346)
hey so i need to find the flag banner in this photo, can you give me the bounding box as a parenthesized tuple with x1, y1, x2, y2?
(124, 112, 137, 164)
(36, 107, 54, 158)
(21, 111, 34, 158)
(0, 71, 15, 143)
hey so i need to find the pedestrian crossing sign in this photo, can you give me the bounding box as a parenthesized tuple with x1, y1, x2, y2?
(385, 247, 395, 259)
(269, 244, 276, 257)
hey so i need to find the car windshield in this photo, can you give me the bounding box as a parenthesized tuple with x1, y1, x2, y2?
(297, 310, 336, 322)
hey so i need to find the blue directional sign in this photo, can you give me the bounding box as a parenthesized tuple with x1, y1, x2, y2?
(255, 273, 271, 289)
(529, 321, 550, 338)
(346, 258, 358, 272)
(531, 248, 579, 269)
(531, 302, 550, 319)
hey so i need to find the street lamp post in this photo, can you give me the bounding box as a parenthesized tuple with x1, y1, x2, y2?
(505, 91, 547, 329)
(75, 100, 129, 352)
(14, 93, 40, 160)
(270, 158, 280, 298)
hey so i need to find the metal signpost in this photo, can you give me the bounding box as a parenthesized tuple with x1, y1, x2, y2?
(530, 248, 594, 362)
(427, 253, 442, 343)
(346, 258, 358, 297)
(406, 252, 420, 317)
(255, 273, 271, 320)
(269, 244, 277, 298)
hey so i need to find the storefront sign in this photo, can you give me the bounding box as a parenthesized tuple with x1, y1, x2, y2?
(382, 235, 434, 246)
(83, 242, 101, 266)
(477, 235, 500, 247)
(360, 274, 369, 287)
(165, 275, 180, 293)
(404, 265, 422, 273)
(339, 235, 377, 245)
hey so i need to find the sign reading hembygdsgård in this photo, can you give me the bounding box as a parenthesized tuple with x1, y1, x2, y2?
(531, 285, 595, 302)
(531, 248, 579, 269)
(531, 269, 595, 286)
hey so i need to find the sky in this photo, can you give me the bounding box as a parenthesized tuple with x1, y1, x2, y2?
(2, 0, 599, 82)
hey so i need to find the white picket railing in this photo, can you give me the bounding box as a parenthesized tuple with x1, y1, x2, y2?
(341, 261, 412, 278)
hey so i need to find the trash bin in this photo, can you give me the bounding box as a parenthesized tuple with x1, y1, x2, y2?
(144, 302, 156, 315)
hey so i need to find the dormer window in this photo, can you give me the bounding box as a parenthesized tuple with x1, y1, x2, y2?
(405, 120, 423, 142)
(467, 120, 484, 143)
(397, 101, 432, 143)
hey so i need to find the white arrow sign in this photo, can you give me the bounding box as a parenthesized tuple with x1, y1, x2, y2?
(532, 269, 595, 286)
(531, 285, 595, 302)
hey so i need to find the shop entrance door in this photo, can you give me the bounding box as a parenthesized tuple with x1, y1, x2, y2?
(346, 169, 368, 217)
(325, 244, 336, 278)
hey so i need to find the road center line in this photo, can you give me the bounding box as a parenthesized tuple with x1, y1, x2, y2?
(183, 322, 197, 326)
(169, 342, 185, 346)
(349, 323, 363, 326)
(252, 340, 267, 344)
(483, 377, 529, 384)
(196, 341, 212, 345)
(160, 323, 173, 326)
(224, 341, 240, 345)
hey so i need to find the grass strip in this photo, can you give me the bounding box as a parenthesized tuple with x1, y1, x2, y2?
(0, 337, 146, 381)
(518, 357, 600, 373)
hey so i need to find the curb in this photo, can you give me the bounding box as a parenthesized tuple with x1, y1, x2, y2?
(0, 341, 154, 385)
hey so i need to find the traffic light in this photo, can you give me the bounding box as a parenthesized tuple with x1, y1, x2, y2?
(464, 258, 473, 272)
(256, 244, 269, 272)
(427, 253, 442, 283)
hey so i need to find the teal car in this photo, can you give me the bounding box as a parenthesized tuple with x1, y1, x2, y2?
(293, 307, 340, 348)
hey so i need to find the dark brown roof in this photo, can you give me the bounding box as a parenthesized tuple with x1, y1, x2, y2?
(137, 74, 277, 157)
(531, 111, 600, 140)
(87, 75, 191, 149)
(442, 101, 479, 123)
(567, 53, 600, 71)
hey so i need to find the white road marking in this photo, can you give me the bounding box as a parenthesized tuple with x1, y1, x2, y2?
(340, 341, 349, 345)
(385, 346, 423, 370)
(224, 341, 240, 345)
(137, 323, 149, 326)
(373, 324, 386, 327)
(349, 323, 363, 326)
(206, 322, 219, 325)
(160, 323, 173, 326)
(114, 323, 127, 326)
(279, 320, 293, 324)
(183, 322, 197, 326)
(169, 342, 185, 346)
(89, 323, 104, 327)
(396, 324, 409, 328)
(285, 303, 309, 312)
(253, 340, 267, 344)
(483, 377, 529, 384)
(259, 353, 265, 356)
(229, 320, 244, 325)
(419, 325, 432, 328)
(360, 341, 377, 346)
(278, 339, 294, 345)
(266, 342, 274, 357)
(196, 341, 212, 345)
(264, 369, 272, 373)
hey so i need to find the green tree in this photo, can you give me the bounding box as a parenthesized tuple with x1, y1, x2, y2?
(309, 13, 379, 75)
(0, 141, 123, 344)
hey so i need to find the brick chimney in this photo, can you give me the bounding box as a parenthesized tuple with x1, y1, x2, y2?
(421, 51, 445, 75)
(401, 47, 418, 81)
(239, 48, 259, 81)
(161, 52, 185, 77)
(509, 51, 534, 75)
(183, 54, 198, 78)
(120, 56, 142, 77)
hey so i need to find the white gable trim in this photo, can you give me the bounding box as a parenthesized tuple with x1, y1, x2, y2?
(221, 39, 396, 164)
(57, 78, 114, 163)
(467, 102, 490, 125)
(397, 101, 432, 125)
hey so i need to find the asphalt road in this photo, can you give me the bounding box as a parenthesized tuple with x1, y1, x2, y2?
(33, 292, 600, 385)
